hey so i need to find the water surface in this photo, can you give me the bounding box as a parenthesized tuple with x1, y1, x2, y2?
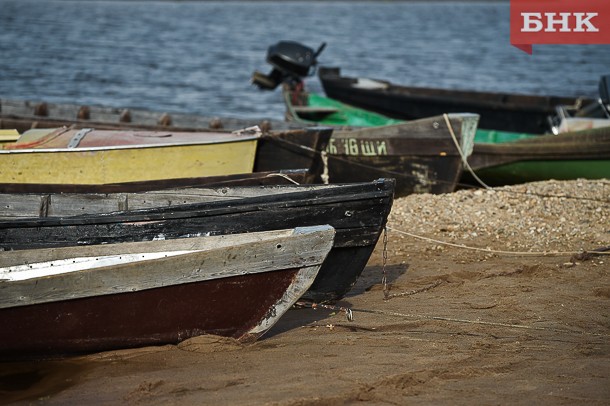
(1, 0, 608, 120)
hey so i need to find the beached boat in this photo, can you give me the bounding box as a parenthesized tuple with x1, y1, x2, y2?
(283, 88, 478, 196)
(464, 126, 610, 186)
(288, 93, 610, 185)
(0, 126, 332, 188)
(0, 127, 258, 186)
(249, 40, 478, 196)
(0, 179, 395, 303)
(318, 67, 596, 134)
(0, 129, 19, 149)
(284, 90, 610, 186)
(0, 98, 296, 133)
(0, 226, 335, 359)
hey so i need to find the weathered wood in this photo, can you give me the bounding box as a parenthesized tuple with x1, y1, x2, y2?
(0, 98, 298, 131)
(0, 181, 379, 218)
(0, 169, 309, 193)
(0, 226, 334, 358)
(319, 67, 595, 134)
(0, 179, 395, 302)
(284, 87, 478, 196)
(0, 110, 332, 186)
(468, 126, 610, 170)
(0, 129, 261, 185)
(0, 226, 334, 308)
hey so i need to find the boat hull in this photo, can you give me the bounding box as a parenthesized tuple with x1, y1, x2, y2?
(0, 180, 395, 303)
(463, 127, 610, 185)
(0, 98, 298, 133)
(0, 270, 300, 358)
(284, 90, 478, 196)
(255, 128, 332, 184)
(319, 67, 594, 134)
(0, 99, 332, 185)
(463, 159, 610, 186)
(327, 154, 463, 196)
(0, 227, 334, 359)
(1, 128, 259, 185)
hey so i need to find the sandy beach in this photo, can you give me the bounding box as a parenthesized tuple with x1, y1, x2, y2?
(1, 179, 608, 405)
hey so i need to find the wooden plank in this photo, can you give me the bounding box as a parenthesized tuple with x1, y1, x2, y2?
(0, 225, 335, 308)
(0, 98, 298, 131)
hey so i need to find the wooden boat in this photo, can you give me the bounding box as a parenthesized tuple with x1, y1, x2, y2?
(0, 129, 19, 149)
(0, 179, 395, 303)
(0, 127, 258, 186)
(0, 98, 297, 133)
(249, 41, 478, 195)
(464, 126, 610, 186)
(283, 88, 479, 197)
(283, 87, 610, 186)
(0, 125, 332, 188)
(318, 67, 596, 134)
(0, 226, 335, 359)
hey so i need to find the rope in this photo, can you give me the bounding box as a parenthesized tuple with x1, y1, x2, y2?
(387, 225, 610, 257)
(267, 131, 610, 203)
(347, 307, 609, 337)
(443, 113, 491, 189)
(296, 302, 608, 337)
(263, 173, 300, 185)
(320, 150, 329, 184)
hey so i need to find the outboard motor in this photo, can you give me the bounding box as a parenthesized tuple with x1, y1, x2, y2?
(252, 41, 326, 90)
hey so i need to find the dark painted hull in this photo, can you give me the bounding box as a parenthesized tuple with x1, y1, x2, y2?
(463, 126, 610, 186)
(0, 180, 395, 302)
(0, 226, 335, 359)
(255, 128, 332, 184)
(283, 89, 478, 197)
(327, 155, 463, 196)
(467, 126, 610, 169)
(319, 67, 595, 134)
(0, 269, 299, 359)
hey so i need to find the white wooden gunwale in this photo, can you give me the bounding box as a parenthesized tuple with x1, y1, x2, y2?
(0, 225, 335, 309)
(0, 133, 260, 154)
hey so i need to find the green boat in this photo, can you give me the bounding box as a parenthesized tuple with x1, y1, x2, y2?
(284, 89, 610, 186)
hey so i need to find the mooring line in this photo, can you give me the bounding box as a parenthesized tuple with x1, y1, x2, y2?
(270, 133, 610, 203)
(347, 307, 610, 337)
(386, 225, 610, 257)
(295, 302, 608, 338)
(443, 113, 491, 190)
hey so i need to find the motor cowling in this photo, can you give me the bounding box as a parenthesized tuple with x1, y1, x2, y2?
(252, 41, 326, 90)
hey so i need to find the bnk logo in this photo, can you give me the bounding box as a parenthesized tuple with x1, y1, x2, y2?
(521, 12, 599, 32)
(510, 0, 610, 54)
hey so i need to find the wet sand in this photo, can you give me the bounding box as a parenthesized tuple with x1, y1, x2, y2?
(1, 180, 608, 405)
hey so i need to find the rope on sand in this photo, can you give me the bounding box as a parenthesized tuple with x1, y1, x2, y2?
(296, 303, 609, 338)
(346, 307, 610, 338)
(387, 226, 610, 257)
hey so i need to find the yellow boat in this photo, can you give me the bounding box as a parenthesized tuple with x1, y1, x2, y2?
(0, 129, 19, 149)
(0, 127, 259, 186)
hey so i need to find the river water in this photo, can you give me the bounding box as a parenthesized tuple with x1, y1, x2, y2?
(1, 0, 609, 120)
